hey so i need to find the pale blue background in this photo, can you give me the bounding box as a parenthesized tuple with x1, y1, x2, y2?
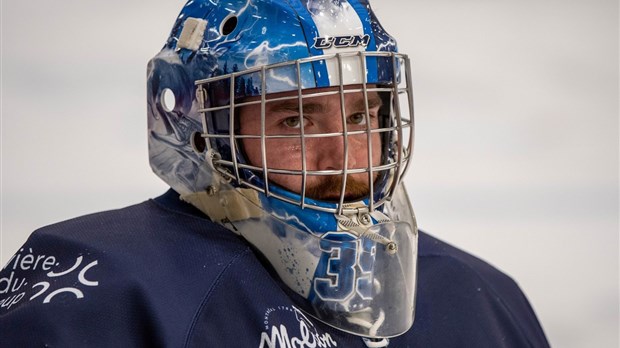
(1, 0, 618, 346)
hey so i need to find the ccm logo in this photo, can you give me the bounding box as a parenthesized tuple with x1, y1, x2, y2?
(313, 34, 370, 49)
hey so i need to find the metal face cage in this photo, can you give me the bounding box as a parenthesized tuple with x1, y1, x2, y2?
(194, 51, 414, 215)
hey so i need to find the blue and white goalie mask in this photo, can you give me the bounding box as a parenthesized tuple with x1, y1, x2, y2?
(147, 0, 418, 338)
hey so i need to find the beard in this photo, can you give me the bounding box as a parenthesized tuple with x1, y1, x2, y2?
(305, 175, 371, 202)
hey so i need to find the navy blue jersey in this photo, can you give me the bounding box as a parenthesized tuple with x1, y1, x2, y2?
(0, 190, 549, 347)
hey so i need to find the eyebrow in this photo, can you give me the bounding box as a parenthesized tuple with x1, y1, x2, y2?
(269, 101, 326, 114)
(354, 93, 383, 111)
(268, 93, 383, 115)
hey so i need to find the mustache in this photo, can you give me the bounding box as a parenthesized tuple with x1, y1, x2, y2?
(305, 175, 370, 202)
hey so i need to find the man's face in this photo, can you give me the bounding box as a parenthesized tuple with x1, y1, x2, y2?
(238, 86, 383, 202)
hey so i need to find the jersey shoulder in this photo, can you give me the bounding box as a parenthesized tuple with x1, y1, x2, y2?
(418, 230, 517, 287)
(400, 230, 550, 347)
(0, 190, 255, 347)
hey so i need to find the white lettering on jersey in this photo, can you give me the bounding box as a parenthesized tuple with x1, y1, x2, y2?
(0, 247, 99, 311)
(259, 305, 338, 348)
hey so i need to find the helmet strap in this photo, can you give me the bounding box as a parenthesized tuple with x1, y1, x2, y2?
(362, 337, 390, 348)
(180, 188, 263, 228)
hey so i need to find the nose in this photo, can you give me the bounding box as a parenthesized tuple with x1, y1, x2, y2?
(311, 126, 368, 173)
(314, 134, 350, 171)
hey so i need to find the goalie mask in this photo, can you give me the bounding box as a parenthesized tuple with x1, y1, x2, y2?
(148, 0, 418, 339)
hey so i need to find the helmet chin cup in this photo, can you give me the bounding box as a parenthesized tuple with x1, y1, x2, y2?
(310, 221, 418, 337)
(230, 184, 418, 338)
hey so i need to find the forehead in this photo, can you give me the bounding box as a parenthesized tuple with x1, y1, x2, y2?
(239, 84, 378, 103)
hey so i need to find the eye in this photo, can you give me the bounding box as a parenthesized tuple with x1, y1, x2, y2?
(348, 113, 367, 125)
(282, 116, 305, 128)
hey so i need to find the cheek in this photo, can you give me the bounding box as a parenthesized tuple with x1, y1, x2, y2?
(348, 133, 382, 167)
(372, 133, 382, 166)
(241, 138, 304, 193)
(241, 138, 261, 166)
(263, 139, 305, 193)
(242, 138, 304, 170)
